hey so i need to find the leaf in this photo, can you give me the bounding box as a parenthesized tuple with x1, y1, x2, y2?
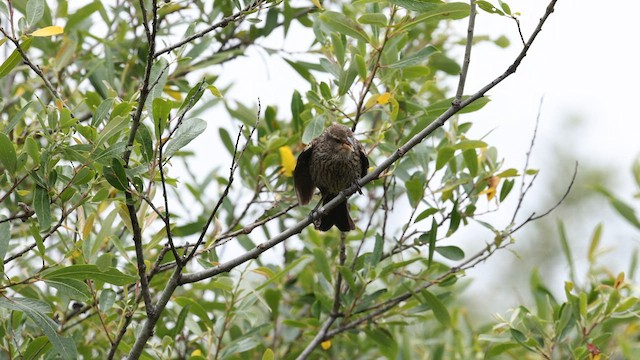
(0, 297, 77, 359)
(301, 117, 325, 144)
(262, 348, 275, 360)
(427, 218, 437, 266)
(319, 11, 370, 44)
(291, 90, 304, 132)
(164, 118, 207, 158)
(435, 246, 464, 260)
(278, 146, 295, 177)
(95, 116, 129, 148)
(588, 223, 603, 262)
(26, 0, 45, 27)
(463, 149, 478, 177)
(369, 233, 384, 267)
(31, 25, 63, 37)
(92, 98, 114, 126)
(44, 278, 91, 300)
(0, 133, 17, 174)
(0, 38, 33, 79)
(388, 45, 439, 69)
(592, 185, 640, 229)
(496, 168, 518, 177)
(312, 248, 332, 282)
(43, 265, 136, 286)
(175, 297, 213, 329)
(208, 85, 223, 98)
(414, 208, 438, 223)
(499, 178, 514, 202)
(391, 0, 444, 12)
(358, 13, 387, 26)
(405, 176, 424, 207)
(452, 140, 487, 151)
(420, 290, 451, 327)
(99, 289, 117, 312)
(34, 185, 51, 231)
(4, 101, 34, 134)
(435, 146, 454, 170)
(0, 221, 9, 273)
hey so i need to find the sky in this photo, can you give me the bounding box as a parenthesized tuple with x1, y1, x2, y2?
(189, 0, 640, 317)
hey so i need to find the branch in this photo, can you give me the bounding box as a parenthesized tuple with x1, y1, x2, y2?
(154, 1, 265, 58)
(454, 0, 477, 104)
(179, 0, 560, 285)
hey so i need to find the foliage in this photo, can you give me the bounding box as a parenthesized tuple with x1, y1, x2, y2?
(1, 0, 625, 359)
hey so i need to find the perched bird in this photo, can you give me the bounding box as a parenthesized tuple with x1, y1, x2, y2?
(294, 123, 369, 231)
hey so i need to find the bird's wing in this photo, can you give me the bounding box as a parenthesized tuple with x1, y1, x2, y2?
(359, 145, 369, 178)
(293, 144, 315, 205)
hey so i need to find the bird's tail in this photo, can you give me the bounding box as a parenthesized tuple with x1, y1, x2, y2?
(318, 194, 355, 232)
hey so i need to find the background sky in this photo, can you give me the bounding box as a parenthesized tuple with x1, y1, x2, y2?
(190, 0, 640, 319)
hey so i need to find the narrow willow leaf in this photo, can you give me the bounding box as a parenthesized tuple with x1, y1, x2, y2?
(34, 185, 51, 231)
(420, 290, 451, 327)
(164, 118, 207, 159)
(0, 133, 17, 174)
(43, 264, 136, 286)
(301, 117, 325, 144)
(319, 11, 369, 43)
(388, 45, 439, 69)
(0, 38, 33, 79)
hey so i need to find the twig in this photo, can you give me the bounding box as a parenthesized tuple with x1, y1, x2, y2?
(154, 1, 265, 58)
(510, 96, 544, 225)
(454, 0, 477, 104)
(179, 0, 560, 285)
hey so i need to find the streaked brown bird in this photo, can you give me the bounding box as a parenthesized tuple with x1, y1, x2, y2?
(294, 123, 369, 231)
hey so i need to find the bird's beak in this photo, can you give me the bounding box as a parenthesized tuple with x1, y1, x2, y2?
(341, 138, 354, 152)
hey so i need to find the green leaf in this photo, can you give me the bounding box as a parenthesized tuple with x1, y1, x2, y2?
(0, 38, 33, 79)
(34, 185, 51, 231)
(312, 248, 332, 282)
(99, 289, 117, 312)
(414, 208, 438, 223)
(164, 118, 207, 159)
(405, 175, 424, 207)
(291, 90, 304, 133)
(435, 246, 464, 260)
(319, 11, 369, 44)
(427, 218, 437, 266)
(496, 168, 518, 177)
(0, 221, 9, 273)
(369, 233, 384, 267)
(390, 0, 443, 12)
(462, 149, 477, 177)
(95, 116, 129, 148)
(0, 133, 17, 174)
(499, 178, 514, 202)
(593, 185, 640, 229)
(588, 223, 603, 262)
(66, 1, 101, 31)
(358, 13, 387, 26)
(388, 45, 439, 69)
(420, 290, 451, 327)
(26, 0, 45, 27)
(43, 278, 91, 300)
(43, 265, 136, 286)
(398, 3, 470, 32)
(3, 101, 33, 134)
(104, 159, 128, 191)
(301, 117, 325, 144)
(23, 336, 52, 360)
(262, 349, 275, 360)
(435, 146, 454, 170)
(452, 140, 487, 151)
(91, 141, 126, 164)
(175, 297, 213, 329)
(0, 297, 77, 359)
(92, 98, 114, 126)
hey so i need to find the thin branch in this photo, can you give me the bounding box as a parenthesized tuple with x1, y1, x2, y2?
(179, 0, 560, 286)
(154, 1, 265, 58)
(510, 96, 544, 225)
(454, 0, 477, 104)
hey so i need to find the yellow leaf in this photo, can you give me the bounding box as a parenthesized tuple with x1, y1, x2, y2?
(311, 0, 324, 10)
(614, 272, 625, 289)
(279, 146, 296, 177)
(191, 349, 203, 356)
(478, 176, 500, 201)
(364, 94, 379, 109)
(377, 92, 392, 105)
(164, 86, 182, 101)
(321, 340, 331, 350)
(32, 26, 64, 37)
(208, 85, 223, 98)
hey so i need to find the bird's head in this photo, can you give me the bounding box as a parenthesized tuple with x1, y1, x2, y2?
(326, 123, 356, 153)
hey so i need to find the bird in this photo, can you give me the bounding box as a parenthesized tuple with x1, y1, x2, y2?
(293, 123, 369, 231)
